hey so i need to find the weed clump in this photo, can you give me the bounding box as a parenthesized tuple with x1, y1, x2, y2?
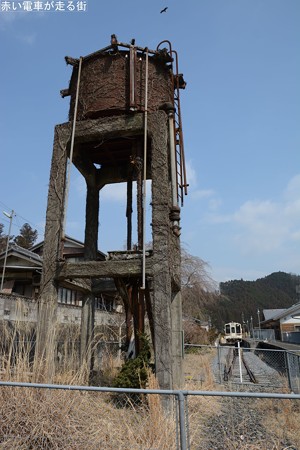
(112, 334, 153, 390)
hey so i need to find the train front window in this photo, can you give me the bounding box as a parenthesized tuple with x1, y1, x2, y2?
(225, 324, 230, 334)
(231, 326, 235, 334)
(236, 324, 241, 334)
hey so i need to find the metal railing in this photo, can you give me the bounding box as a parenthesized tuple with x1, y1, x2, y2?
(0, 380, 299, 449)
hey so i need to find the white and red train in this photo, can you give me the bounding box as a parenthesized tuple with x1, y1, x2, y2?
(220, 322, 243, 345)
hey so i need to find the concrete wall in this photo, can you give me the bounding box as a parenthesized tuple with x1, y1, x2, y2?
(0, 293, 122, 327)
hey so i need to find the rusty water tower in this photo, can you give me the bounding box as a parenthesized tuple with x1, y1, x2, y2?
(36, 35, 187, 390)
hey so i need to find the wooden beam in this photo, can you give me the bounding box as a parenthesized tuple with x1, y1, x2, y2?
(56, 258, 153, 280)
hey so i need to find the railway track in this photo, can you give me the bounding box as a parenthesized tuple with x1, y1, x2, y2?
(224, 347, 285, 388)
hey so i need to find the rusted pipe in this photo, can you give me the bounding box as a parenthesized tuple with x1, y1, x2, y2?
(167, 107, 178, 207)
(167, 106, 181, 236)
(141, 48, 149, 290)
(129, 45, 137, 111)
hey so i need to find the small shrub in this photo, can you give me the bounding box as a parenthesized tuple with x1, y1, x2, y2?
(112, 334, 152, 389)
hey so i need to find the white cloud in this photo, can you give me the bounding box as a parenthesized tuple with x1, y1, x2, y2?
(185, 160, 197, 189)
(214, 174, 300, 255)
(284, 174, 300, 202)
(186, 159, 222, 210)
(291, 230, 300, 241)
(17, 32, 36, 45)
(189, 172, 300, 282)
(0, 11, 20, 26)
(101, 183, 127, 202)
(208, 197, 222, 211)
(191, 188, 215, 200)
(205, 212, 232, 224)
(101, 180, 152, 204)
(0, 9, 43, 40)
(0, 9, 32, 28)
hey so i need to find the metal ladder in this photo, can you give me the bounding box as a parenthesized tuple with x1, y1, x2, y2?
(156, 40, 188, 206)
(172, 53, 188, 206)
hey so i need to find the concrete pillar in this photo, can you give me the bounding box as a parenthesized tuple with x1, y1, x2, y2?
(81, 181, 99, 369)
(149, 111, 184, 390)
(149, 112, 174, 390)
(35, 124, 69, 377)
(171, 290, 184, 388)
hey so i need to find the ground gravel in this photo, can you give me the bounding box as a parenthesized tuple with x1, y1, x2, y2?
(194, 384, 298, 450)
(195, 347, 298, 449)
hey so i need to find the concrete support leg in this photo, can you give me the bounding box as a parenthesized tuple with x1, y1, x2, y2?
(171, 290, 184, 388)
(149, 111, 184, 392)
(150, 112, 174, 391)
(80, 181, 99, 370)
(35, 125, 69, 379)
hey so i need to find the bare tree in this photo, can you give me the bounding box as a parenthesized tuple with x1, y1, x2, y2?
(181, 247, 218, 320)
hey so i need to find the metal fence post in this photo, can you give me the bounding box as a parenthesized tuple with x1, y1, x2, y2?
(284, 351, 292, 391)
(238, 341, 243, 383)
(217, 344, 222, 384)
(177, 391, 188, 450)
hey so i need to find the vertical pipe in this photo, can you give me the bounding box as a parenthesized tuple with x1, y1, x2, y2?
(217, 344, 222, 384)
(137, 156, 143, 250)
(142, 49, 149, 290)
(238, 341, 243, 383)
(168, 108, 181, 236)
(129, 46, 137, 111)
(177, 392, 188, 450)
(62, 56, 83, 239)
(185, 392, 191, 449)
(168, 109, 178, 207)
(126, 178, 133, 250)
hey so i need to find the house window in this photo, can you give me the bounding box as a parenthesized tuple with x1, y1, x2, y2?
(95, 295, 114, 312)
(294, 326, 300, 331)
(4, 309, 10, 316)
(14, 283, 32, 297)
(58, 288, 82, 306)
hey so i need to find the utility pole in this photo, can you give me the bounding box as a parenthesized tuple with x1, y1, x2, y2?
(1, 210, 14, 292)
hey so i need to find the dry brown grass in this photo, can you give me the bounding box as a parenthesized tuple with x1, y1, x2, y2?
(0, 385, 178, 449)
(0, 319, 299, 449)
(0, 319, 178, 449)
(184, 348, 216, 389)
(183, 348, 222, 448)
(183, 348, 300, 450)
(259, 396, 300, 449)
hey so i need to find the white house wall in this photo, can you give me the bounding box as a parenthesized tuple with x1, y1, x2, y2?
(0, 294, 122, 327)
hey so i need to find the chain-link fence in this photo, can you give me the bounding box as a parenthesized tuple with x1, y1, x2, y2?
(2, 338, 300, 394)
(186, 344, 300, 393)
(0, 381, 299, 450)
(0, 341, 300, 449)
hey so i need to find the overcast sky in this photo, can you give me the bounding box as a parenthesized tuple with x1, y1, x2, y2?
(0, 0, 299, 284)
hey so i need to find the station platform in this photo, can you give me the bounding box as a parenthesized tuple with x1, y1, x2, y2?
(244, 338, 300, 353)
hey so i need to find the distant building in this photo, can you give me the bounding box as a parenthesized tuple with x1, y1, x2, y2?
(0, 236, 122, 326)
(262, 305, 300, 343)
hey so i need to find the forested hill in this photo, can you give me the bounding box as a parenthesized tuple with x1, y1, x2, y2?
(207, 271, 300, 330)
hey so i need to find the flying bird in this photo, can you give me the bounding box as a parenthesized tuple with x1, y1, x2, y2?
(160, 7, 168, 13)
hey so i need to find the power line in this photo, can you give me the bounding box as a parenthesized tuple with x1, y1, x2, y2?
(0, 200, 45, 237)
